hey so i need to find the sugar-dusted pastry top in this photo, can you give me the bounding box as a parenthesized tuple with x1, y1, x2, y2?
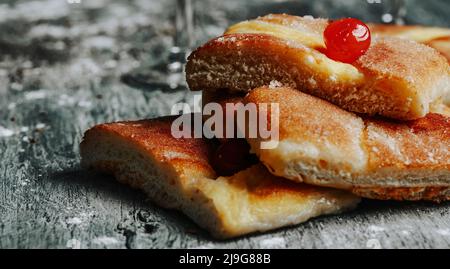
(186, 14, 450, 120)
(369, 24, 450, 43)
(369, 23, 450, 65)
(428, 36, 450, 63)
(242, 86, 450, 201)
(369, 23, 450, 108)
(80, 116, 359, 239)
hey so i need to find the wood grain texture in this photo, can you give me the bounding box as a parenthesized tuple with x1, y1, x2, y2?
(0, 0, 449, 249)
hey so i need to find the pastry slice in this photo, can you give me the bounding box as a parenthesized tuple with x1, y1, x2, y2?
(80, 116, 359, 239)
(243, 86, 450, 202)
(186, 14, 450, 120)
(369, 24, 450, 62)
(370, 23, 450, 109)
(427, 36, 450, 63)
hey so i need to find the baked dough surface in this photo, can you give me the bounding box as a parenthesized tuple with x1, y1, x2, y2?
(186, 14, 450, 120)
(243, 87, 450, 201)
(80, 116, 359, 239)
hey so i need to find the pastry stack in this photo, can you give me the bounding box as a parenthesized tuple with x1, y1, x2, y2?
(81, 14, 450, 239)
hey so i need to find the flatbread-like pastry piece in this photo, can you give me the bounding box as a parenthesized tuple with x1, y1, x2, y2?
(186, 14, 450, 120)
(243, 87, 450, 202)
(80, 116, 359, 239)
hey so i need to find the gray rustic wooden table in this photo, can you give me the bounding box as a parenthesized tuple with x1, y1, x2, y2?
(1, 0, 449, 249)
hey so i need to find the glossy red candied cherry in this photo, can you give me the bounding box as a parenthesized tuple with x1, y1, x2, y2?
(323, 18, 371, 63)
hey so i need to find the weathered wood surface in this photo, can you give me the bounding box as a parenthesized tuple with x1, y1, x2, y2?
(0, 0, 449, 249)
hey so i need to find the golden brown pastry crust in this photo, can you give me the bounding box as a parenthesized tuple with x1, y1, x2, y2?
(186, 14, 450, 120)
(426, 37, 450, 63)
(369, 23, 450, 109)
(352, 187, 450, 202)
(80, 116, 359, 238)
(242, 87, 450, 202)
(369, 23, 450, 62)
